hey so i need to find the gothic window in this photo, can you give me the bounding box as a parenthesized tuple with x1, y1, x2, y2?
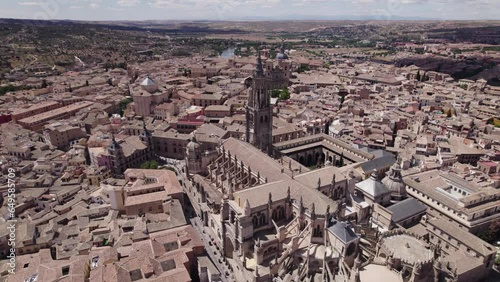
(313, 225, 321, 237)
(230, 211, 236, 224)
(273, 206, 285, 221)
(252, 216, 258, 228)
(259, 213, 266, 226)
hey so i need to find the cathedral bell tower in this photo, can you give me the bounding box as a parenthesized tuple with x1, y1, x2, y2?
(245, 53, 273, 156)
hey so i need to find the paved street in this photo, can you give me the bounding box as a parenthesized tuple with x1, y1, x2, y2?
(191, 217, 234, 282)
(159, 156, 234, 282)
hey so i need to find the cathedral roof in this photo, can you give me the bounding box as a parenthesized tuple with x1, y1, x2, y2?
(386, 198, 426, 223)
(356, 170, 390, 198)
(327, 220, 358, 244)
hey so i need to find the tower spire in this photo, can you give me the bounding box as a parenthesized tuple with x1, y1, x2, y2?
(255, 51, 264, 77)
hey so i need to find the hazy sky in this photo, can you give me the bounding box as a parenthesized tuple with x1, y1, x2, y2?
(1, 0, 499, 21)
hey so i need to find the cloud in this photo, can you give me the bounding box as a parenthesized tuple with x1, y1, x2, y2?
(148, 0, 280, 9)
(117, 0, 141, 6)
(18, 1, 42, 6)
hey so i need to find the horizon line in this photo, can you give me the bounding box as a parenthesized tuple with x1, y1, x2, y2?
(1, 17, 500, 23)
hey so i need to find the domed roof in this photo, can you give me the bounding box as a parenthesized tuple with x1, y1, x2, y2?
(355, 170, 390, 198)
(186, 138, 200, 153)
(382, 161, 406, 199)
(276, 52, 289, 60)
(276, 45, 288, 60)
(140, 75, 156, 86)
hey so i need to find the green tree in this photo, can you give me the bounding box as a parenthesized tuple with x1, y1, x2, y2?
(340, 93, 346, 105)
(0, 84, 15, 95)
(297, 64, 310, 73)
(279, 88, 290, 100)
(149, 160, 158, 169)
(495, 256, 500, 266)
(164, 166, 178, 175)
(118, 97, 133, 116)
(140, 160, 159, 169)
(339, 153, 344, 167)
(271, 89, 281, 98)
(423, 72, 429, 82)
(477, 219, 500, 244)
(269, 49, 277, 59)
(416, 70, 421, 81)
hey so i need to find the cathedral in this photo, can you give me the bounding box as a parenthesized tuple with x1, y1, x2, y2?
(182, 53, 364, 282)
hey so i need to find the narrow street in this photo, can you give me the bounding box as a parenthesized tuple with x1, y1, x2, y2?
(191, 216, 234, 282)
(159, 156, 234, 282)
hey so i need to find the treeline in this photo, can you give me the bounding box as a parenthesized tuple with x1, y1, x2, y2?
(0, 84, 34, 96)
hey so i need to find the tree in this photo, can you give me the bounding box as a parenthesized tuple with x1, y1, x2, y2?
(150, 160, 158, 169)
(297, 64, 310, 73)
(118, 97, 132, 116)
(41, 79, 48, 88)
(338, 153, 344, 167)
(164, 166, 178, 175)
(140, 160, 159, 169)
(324, 120, 330, 135)
(271, 89, 281, 98)
(477, 219, 500, 244)
(340, 93, 346, 105)
(423, 72, 429, 82)
(416, 70, 421, 81)
(279, 88, 290, 100)
(269, 49, 277, 59)
(85, 80, 89, 87)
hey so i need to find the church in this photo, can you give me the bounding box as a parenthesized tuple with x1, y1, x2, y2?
(185, 53, 365, 282)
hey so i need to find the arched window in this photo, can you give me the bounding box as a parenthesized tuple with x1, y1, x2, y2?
(230, 211, 236, 224)
(259, 213, 266, 226)
(273, 206, 285, 221)
(313, 225, 322, 237)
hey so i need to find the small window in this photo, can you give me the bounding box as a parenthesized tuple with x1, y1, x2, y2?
(23, 263, 29, 268)
(62, 266, 70, 276)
